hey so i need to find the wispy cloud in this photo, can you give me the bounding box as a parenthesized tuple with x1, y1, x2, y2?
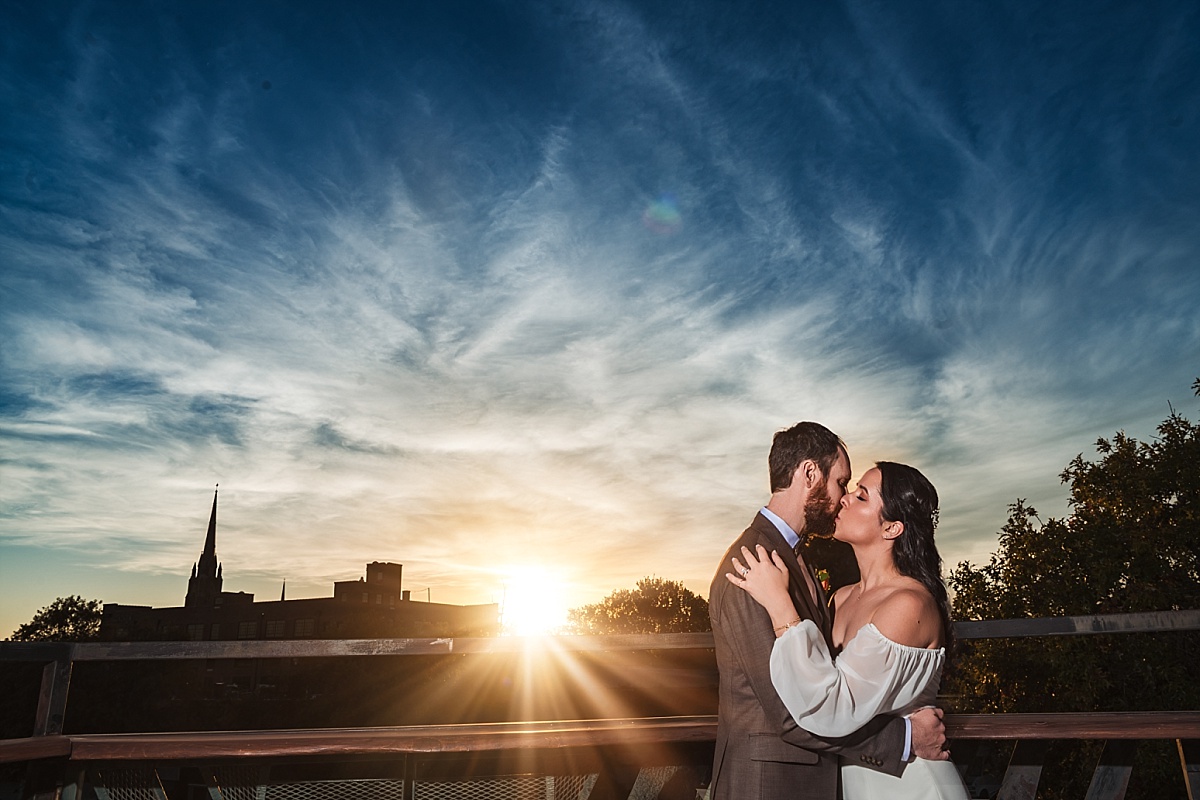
(2, 0, 1198, 633)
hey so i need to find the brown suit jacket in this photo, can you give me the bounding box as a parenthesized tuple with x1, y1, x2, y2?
(709, 512, 907, 800)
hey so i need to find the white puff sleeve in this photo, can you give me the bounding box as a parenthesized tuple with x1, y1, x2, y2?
(769, 621, 944, 737)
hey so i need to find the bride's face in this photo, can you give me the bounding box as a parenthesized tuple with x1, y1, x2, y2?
(834, 467, 888, 544)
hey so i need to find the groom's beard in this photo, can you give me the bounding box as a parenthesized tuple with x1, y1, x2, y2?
(803, 483, 838, 539)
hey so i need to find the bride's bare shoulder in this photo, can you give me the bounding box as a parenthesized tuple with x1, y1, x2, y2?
(869, 584, 940, 649)
(832, 584, 856, 607)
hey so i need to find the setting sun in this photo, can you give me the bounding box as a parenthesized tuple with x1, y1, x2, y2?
(500, 566, 569, 636)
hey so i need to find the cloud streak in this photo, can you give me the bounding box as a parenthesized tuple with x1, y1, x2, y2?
(2, 0, 1199, 634)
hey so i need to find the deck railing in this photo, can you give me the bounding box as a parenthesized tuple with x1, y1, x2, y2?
(2, 610, 1198, 800)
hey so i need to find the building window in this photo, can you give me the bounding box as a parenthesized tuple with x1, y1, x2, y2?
(264, 620, 286, 638)
(376, 594, 382, 604)
(361, 592, 369, 603)
(187, 624, 205, 641)
(294, 618, 315, 638)
(237, 621, 258, 639)
(389, 595, 395, 608)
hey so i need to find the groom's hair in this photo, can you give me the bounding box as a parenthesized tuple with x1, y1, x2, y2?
(769, 422, 845, 492)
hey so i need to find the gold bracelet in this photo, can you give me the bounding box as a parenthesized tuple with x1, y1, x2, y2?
(773, 617, 802, 634)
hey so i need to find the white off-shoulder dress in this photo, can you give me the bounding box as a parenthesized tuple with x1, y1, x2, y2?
(771, 621, 969, 800)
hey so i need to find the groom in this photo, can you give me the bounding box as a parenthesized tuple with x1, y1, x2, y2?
(708, 421, 947, 800)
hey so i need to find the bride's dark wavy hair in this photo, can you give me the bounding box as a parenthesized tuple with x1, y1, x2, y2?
(875, 461, 955, 659)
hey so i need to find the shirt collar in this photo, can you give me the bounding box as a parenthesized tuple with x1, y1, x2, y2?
(760, 506, 800, 550)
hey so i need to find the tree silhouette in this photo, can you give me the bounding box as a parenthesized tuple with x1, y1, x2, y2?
(947, 379, 1200, 800)
(9, 596, 103, 641)
(567, 577, 710, 634)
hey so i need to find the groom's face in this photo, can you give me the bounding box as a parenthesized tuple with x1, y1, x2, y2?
(803, 448, 850, 538)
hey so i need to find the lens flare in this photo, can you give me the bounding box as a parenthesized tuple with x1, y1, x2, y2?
(643, 193, 682, 234)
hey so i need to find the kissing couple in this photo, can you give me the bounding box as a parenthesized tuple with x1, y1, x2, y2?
(708, 421, 969, 800)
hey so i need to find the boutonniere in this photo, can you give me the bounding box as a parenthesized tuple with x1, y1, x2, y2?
(816, 569, 830, 593)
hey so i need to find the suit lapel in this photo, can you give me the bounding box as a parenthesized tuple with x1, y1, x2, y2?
(749, 513, 827, 635)
(802, 555, 837, 649)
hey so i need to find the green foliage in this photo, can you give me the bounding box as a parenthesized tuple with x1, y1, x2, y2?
(9, 595, 103, 641)
(567, 577, 710, 635)
(947, 381, 1200, 799)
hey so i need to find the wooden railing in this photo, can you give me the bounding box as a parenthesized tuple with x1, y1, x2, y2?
(3, 710, 1198, 757)
(2, 610, 1198, 800)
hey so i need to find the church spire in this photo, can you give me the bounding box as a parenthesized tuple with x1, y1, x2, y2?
(194, 485, 220, 580)
(202, 485, 218, 559)
(186, 484, 224, 608)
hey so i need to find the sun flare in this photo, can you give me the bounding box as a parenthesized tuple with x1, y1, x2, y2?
(501, 566, 569, 636)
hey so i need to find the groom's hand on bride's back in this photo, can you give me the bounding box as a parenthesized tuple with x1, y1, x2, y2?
(909, 707, 950, 761)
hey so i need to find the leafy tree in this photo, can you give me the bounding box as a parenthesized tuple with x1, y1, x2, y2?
(947, 380, 1200, 800)
(567, 577, 710, 634)
(9, 596, 103, 641)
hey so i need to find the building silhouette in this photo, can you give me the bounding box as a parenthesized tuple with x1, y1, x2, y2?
(100, 488, 499, 641)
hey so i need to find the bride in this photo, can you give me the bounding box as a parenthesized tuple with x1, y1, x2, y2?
(727, 461, 969, 800)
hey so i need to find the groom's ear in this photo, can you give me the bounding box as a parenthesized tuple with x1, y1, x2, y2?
(799, 460, 820, 489)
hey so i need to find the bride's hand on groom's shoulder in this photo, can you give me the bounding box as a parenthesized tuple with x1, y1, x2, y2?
(725, 544, 790, 606)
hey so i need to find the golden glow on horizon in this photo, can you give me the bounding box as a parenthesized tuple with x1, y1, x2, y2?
(500, 566, 568, 636)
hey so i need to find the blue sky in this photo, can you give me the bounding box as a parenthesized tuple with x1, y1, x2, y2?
(2, 0, 1198, 636)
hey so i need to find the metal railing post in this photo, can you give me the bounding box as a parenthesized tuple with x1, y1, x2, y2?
(24, 644, 75, 800)
(997, 739, 1047, 800)
(33, 645, 74, 737)
(1179, 739, 1199, 800)
(1084, 740, 1136, 800)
